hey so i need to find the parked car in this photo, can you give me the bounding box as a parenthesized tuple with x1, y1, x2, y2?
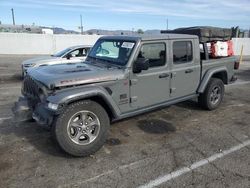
(13, 35, 238, 157)
(21, 45, 92, 77)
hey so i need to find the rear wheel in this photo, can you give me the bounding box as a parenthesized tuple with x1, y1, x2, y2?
(198, 78, 224, 110)
(52, 100, 110, 157)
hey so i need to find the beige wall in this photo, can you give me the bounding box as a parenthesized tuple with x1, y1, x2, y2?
(0, 33, 249, 56)
(0, 33, 101, 54)
(232, 38, 250, 56)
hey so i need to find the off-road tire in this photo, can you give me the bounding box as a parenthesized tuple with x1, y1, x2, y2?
(198, 78, 224, 110)
(52, 100, 110, 157)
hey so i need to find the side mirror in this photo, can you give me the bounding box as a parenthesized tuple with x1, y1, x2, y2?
(66, 53, 72, 60)
(133, 58, 149, 73)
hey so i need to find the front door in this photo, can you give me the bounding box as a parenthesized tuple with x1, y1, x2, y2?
(170, 40, 200, 98)
(130, 42, 171, 109)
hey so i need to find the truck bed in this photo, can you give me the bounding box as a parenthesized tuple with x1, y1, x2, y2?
(201, 56, 236, 83)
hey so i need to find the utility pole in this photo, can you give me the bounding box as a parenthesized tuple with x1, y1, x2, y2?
(166, 18, 168, 30)
(11, 8, 15, 25)
(80, 14, 83, 35)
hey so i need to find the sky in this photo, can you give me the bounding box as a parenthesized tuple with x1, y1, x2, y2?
(0, 0, 250, 31)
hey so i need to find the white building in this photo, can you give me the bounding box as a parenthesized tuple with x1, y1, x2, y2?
(42, 28, 54, 34)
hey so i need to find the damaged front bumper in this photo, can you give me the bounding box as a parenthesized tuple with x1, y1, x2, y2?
(12, 96, 56, 127)
(32, 103, 54, 126)
(12, 97, 33, 122)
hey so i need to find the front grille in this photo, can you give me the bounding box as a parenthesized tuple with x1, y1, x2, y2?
(22, 76, 40, 99)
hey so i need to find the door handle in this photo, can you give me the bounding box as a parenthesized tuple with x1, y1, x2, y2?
(185, 69, 193, 73)
(159, 73, 169, 78)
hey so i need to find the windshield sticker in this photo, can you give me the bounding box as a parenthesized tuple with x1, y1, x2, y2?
(121, 42, 134, 49)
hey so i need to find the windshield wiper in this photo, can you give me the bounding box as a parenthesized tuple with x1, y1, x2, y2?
(98, 59, 118, 68)
(88, 55, 100, 62)
(88, 56, 123, 69)
(86, 56, 108, 68)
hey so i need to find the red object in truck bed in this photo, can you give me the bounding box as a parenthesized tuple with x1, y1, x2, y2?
(227, 40, 234, 56)
(211, 40, 234, 57)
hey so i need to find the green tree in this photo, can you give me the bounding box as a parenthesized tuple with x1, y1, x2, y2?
(137, 29, 144, 34)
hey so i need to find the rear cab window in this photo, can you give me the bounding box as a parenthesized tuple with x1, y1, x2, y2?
(173, 41, 193, 64)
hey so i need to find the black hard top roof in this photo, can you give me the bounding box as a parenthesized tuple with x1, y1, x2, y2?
(100, 34, 198, 41)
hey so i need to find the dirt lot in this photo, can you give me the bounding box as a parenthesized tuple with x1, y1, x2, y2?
(0, 56, 250, 188)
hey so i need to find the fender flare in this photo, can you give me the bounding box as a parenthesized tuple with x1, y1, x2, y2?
(197, 67, 228, 93)
(47, 86, 121, 118)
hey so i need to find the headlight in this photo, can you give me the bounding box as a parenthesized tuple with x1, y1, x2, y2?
(48, 102, 59, 110)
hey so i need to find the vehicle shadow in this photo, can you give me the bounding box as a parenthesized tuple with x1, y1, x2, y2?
(175, 100, 202, 111)
(0, 119, 72, 158)
(137, 119, 176, 134)
(0, 74, 22, 84)
(12, 74, 23, 81)
(235, 69, 250, 81)
(1, 118, 132, 158)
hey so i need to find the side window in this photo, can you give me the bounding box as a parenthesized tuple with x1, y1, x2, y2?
(81, 48, 87, 56)
(68, 49, 83, 57)
(138, 43, 166, 68)
(173, 41, 193, 64)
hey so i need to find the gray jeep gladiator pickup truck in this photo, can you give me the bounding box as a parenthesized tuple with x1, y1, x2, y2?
(13, 35, 237, 156)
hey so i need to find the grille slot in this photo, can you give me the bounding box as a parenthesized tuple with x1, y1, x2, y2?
(23, 76, 40, 99)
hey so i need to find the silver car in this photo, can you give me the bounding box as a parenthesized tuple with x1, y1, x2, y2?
(22, 45, 92, 77)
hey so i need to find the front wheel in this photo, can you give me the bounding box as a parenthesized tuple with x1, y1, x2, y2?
(198, 78, 224, 110)
(52, 100, 110, 157)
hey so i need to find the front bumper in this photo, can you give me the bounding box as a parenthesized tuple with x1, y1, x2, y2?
(32, 103, 54, 126)
(12, 97, 33, 122)
(12, 97, 55, 127)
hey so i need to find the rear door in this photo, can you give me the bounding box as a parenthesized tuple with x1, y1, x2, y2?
(129, 41, 171, 109)
(170, 39, 200, 98)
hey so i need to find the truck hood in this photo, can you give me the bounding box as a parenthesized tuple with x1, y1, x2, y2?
(28, 62, 125, 88)
(22, 56, 58, 66)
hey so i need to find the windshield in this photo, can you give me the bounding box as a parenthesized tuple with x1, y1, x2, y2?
(88, 39, 136, 66)
(53, 48, 72, 57)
